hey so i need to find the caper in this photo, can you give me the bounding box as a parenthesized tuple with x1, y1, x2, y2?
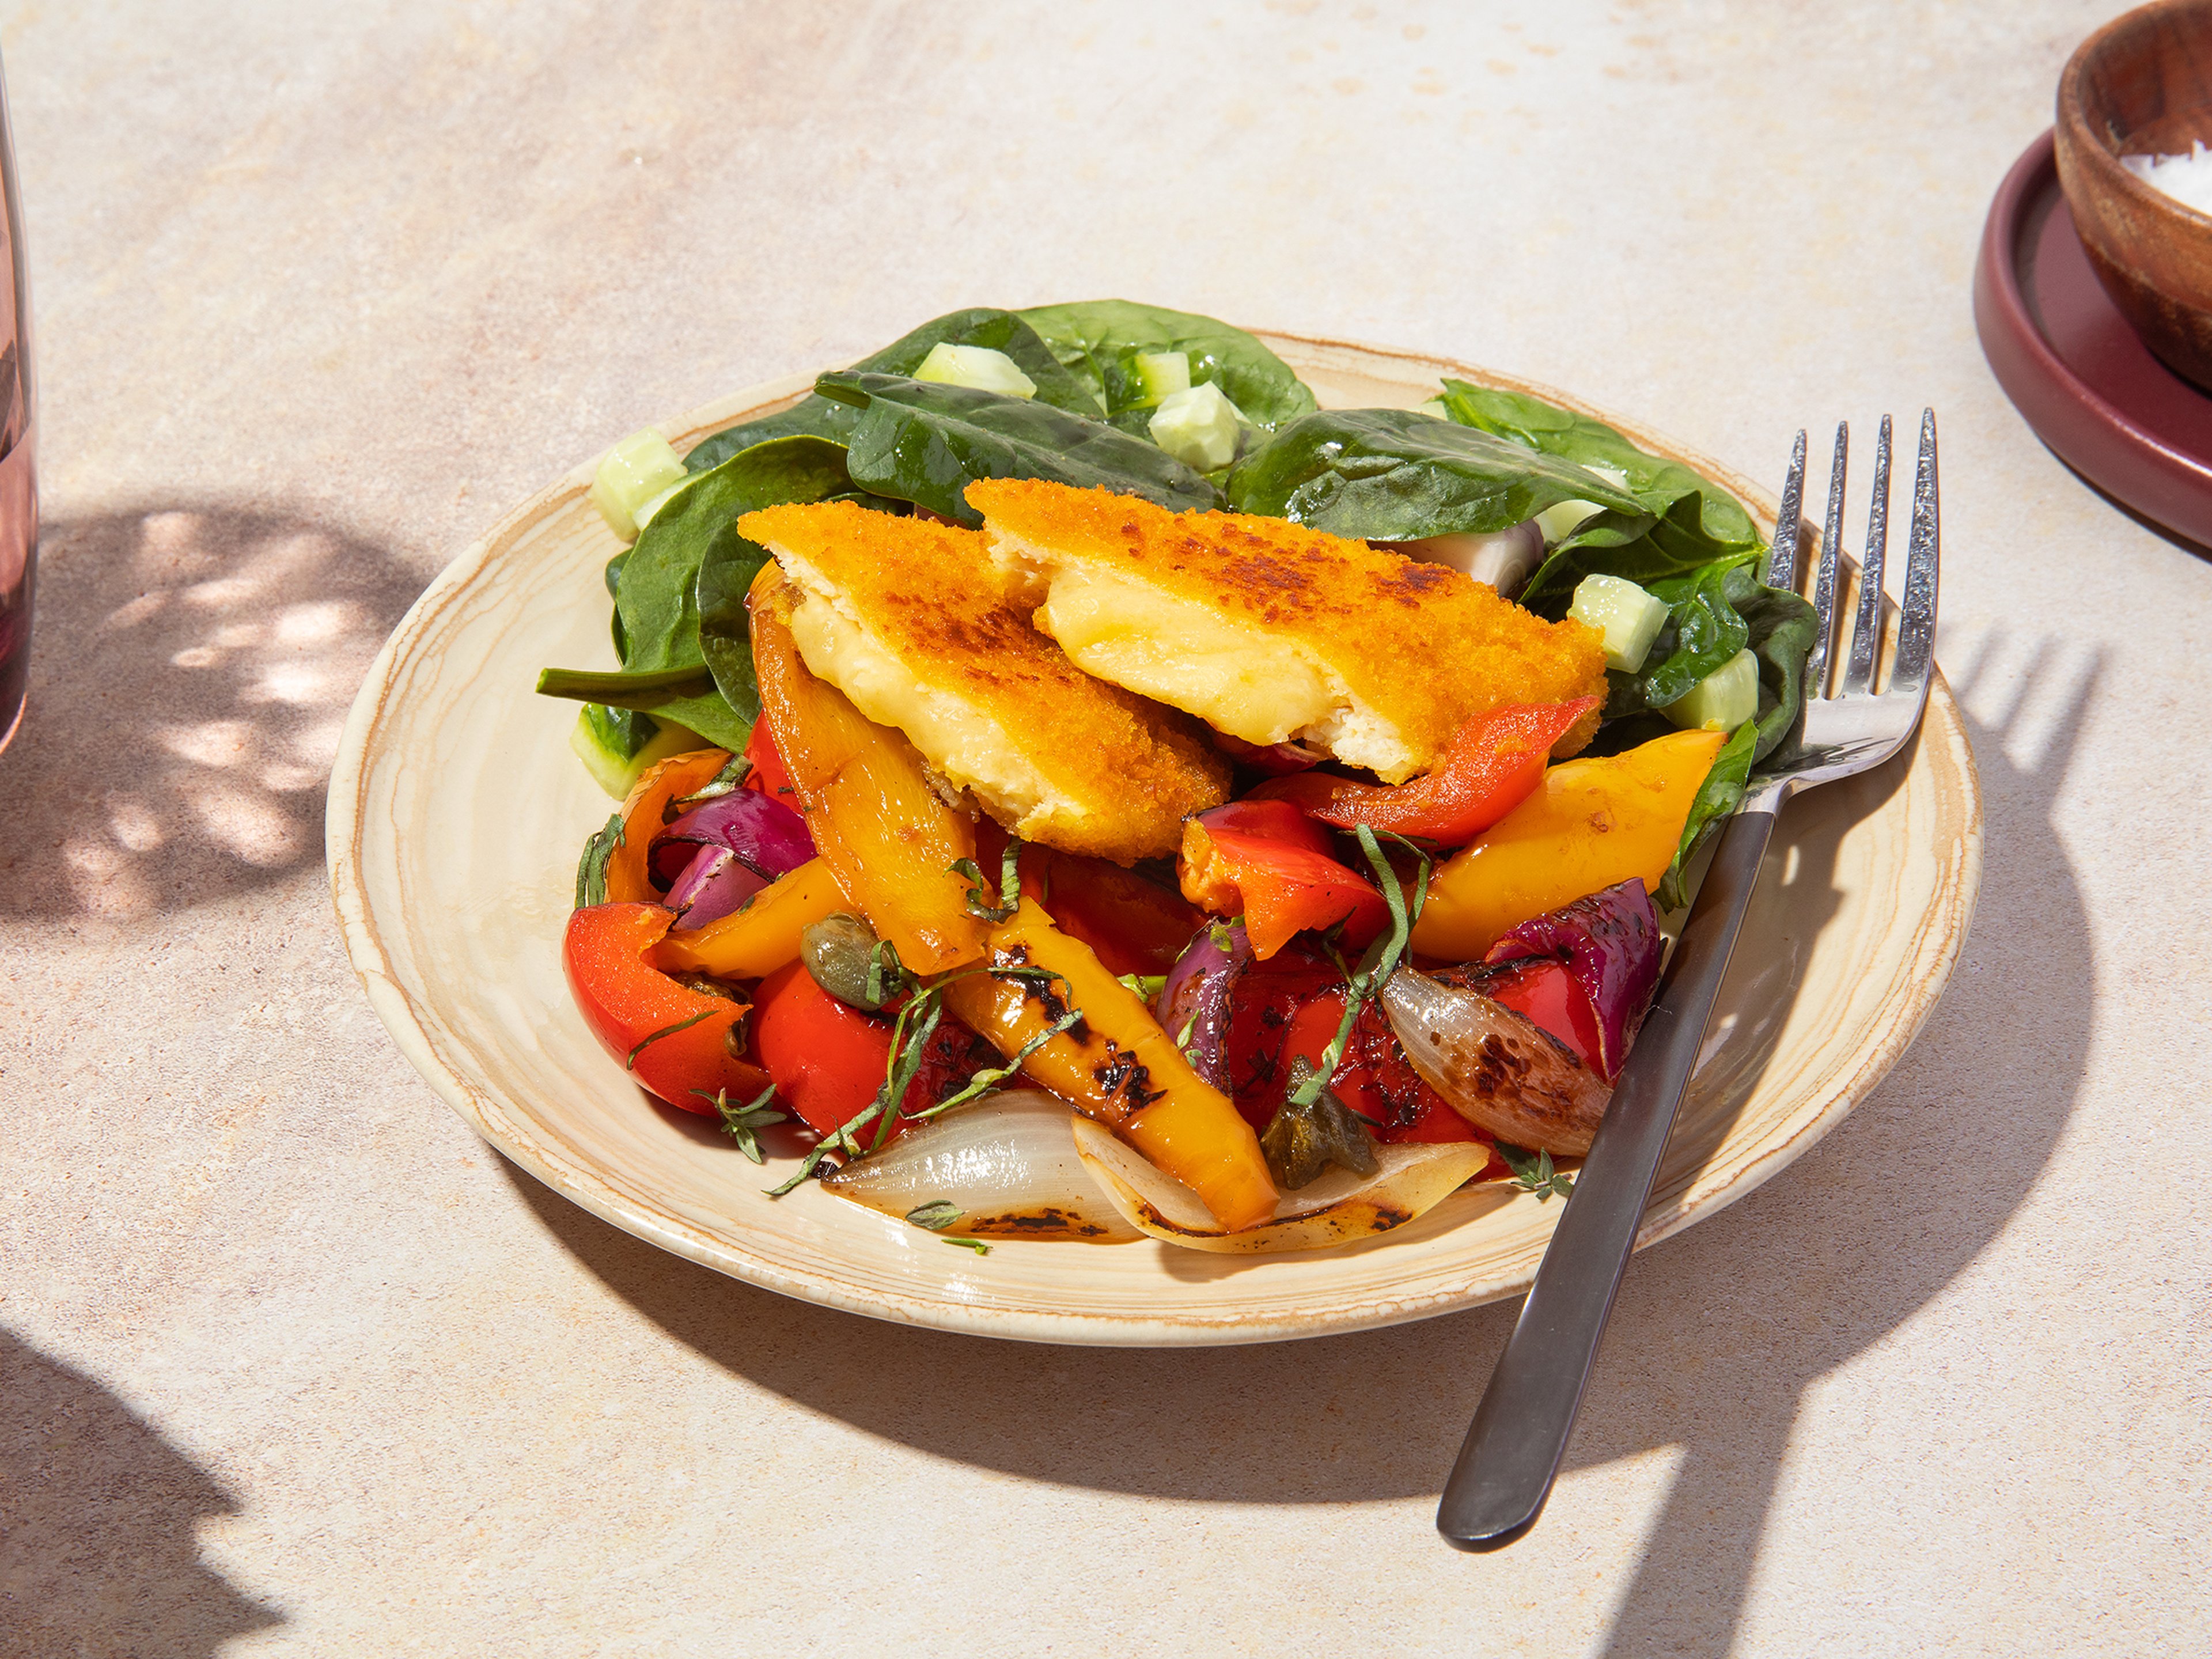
(1260, 1056, 1380, 1190)
(801, 913, 904, 1010)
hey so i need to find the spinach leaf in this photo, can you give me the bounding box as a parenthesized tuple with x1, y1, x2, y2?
(816, 371, 1221, 524)
(1735, 569, 1819, 763)
(1222, 408, 1647, 541)
(683, 308, 1103, 474)
(1657, 719, 1756, 911)
(539, 435, 855, 748)
(1604, 561, 1752, 718)
(1020, 298, 1320, 433)
(537, 662, 718, 706)
(1597, 560, 1817, 766)
(1638, 565, 1819, 910)
(1435, 382, 1767, 614)
(1436, 381, 1763, 552)
(695, 489, 908, 727)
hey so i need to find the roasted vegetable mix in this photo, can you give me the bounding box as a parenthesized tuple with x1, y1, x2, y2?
(543, 301, 1815, 1253)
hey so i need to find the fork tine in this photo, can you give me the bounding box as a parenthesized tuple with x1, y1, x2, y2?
(1803, 423, 1849, 698)
(1890, 410, 1940, 691)
(1763, 429, 1808, 592)
(1842, 414, 1892, 696)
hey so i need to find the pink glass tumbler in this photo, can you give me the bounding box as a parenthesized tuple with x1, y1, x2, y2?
(0, 65, 32, 756)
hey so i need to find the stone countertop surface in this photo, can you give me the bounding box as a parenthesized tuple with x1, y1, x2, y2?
(2, 2, 2205, 1654)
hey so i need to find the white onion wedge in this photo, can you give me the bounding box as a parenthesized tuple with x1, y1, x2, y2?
(817, 1090, 1141, 1241)
(1070, 1118, 1489, 1253)
(1392, 519, 1543, 598)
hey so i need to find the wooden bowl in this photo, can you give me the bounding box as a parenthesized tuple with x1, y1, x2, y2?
(2058, 0, 2212, 389)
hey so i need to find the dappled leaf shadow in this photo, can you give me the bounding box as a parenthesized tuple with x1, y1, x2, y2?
(0, 1325, 282, 1656)
(0, 505, 421, 919)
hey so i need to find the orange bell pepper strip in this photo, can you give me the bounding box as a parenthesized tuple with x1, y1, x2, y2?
(749, 569, 986, 975)
(649, 857, 849, 980)
(563, 902, 768, 1114)
(602, 748, 732, 904)
(1410, 728, 1726, 960)
(1178, 800, 1388, 962)
(1251, 697, 1601, 847)
(941, 897, 1279, 1231)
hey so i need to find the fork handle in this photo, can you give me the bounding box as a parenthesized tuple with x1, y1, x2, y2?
(1437, 805, 1778, 1551)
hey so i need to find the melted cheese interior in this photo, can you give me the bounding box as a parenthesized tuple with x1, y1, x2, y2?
(1029, 562, 1416, 780)
(778, 553, 1074, 838)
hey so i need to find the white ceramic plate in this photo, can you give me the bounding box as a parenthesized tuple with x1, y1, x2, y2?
(328, 334, 1982, 1346)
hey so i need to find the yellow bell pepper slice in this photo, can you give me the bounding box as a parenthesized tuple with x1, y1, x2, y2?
(649, 857, 849, 980)
(942, 898, 1279, 1232)
(1410, 728, 1726, 961)
(751, 569, 986, 976)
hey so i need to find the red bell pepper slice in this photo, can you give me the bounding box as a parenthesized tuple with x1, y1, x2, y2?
(1179, 801, 1387, 962)
(748, 961, 999, 1142)
(1014, 844, 1204, 978)
(563, 902, 768, 1115)
(741, 719, 799, 809)
(1229, 977, 1497, 1160)
(1251, 697, 1601, 847)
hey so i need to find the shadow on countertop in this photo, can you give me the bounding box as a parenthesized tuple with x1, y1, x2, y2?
(0, 1327, 282, 1658)
(509, 635, 2093, 1655)
(0, 504, 421, 922)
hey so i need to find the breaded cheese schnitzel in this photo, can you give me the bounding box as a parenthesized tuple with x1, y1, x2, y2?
(969, 479, 1607, 783)
(738, 500, 1230, 863)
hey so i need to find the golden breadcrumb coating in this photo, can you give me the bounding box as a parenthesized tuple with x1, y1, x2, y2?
(967, 478, 1608, 782)
(738, 500, 1230, 863)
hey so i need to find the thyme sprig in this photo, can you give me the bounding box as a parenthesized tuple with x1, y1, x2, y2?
(671, 752, 751, 810)
(574, 813, 624, 908)
(952, 836, 1022, 923)
(1285, 825, 1434, 1111)
(1498, 1142, 1576, 1203)
(905, 1200, 990, 1254)
(691, 1082, 787, 1163)
(762, 961, 1080, 1198)
(626, 1007, 715, 1069)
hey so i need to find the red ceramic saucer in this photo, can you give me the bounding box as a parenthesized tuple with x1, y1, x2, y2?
(1975, 128, 2212, 547)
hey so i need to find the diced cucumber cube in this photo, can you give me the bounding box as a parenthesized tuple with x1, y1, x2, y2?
(1133, 350, 1191, 404)
(590, 429, 688, 541)
(1533, 464, 1636, 546)
(1148, 382, 1244, 471)
(632, 477, 689, 533)
(915, 342, 1037, 399)
(1535, 498, 1604, 544)
(570, 706, 711, 798)
(1662, 648, 1760, 733)
(1568, 573, 1671, 673)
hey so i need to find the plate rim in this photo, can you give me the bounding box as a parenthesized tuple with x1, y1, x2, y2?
(327, 332, 1984, 1346)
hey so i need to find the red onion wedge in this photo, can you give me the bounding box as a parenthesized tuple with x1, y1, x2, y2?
(647, 786, 816, 890)
(662, 844, 770, 928)
(817, 1090, 1141, 1241)
(1070, 1117, 1493, 1253)
(1482, 878, 1661, 1084)
(1379, 967, 1613, 1156)
(1157, 918, 1253, 1089)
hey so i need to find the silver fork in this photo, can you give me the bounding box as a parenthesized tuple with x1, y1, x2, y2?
(1435, 411, 1941, 1550)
